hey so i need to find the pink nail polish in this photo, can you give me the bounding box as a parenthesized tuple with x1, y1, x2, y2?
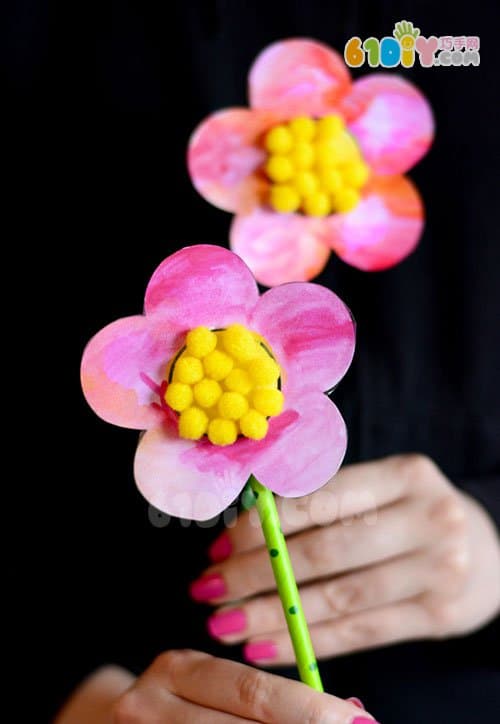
(189, 573, 226, 602)
(348, 698, 365, 710)
(207, 609, 247, 638)
(208, 532, 232, 563)
(352, 718, 380, 724)
(243, 640, 278, 663)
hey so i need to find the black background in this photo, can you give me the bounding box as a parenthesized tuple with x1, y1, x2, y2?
(6, 1, 500, 721)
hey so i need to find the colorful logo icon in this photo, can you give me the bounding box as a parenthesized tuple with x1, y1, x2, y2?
(344, 20, 480, 68)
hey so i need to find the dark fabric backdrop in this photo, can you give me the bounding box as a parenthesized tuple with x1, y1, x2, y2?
(6, 1, 499, 721)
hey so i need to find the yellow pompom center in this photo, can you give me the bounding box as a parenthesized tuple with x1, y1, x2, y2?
(239, 410, 269, 440)
(178, 407, 208, 440)
(164, 325, 285, 446)
(262, 113, 368, 218)
(208, 418, 238, 446)
(203, 349, 234, 380)
(193, 378, 222, 408)
(174, 356, 204, 384)
(164, 382, 193, 412)
(185, 326, 218, 357)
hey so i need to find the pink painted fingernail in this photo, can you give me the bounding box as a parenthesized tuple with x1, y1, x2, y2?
(352, 718, 380, 723)
(243, 640, 278, 663)
(348, 698, 365, 709)
(208, 532, 232, 563)
(207, 609, 247, 638)
(189, 573, 226, 602)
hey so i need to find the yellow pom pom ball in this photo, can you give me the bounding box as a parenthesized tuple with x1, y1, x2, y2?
(174, 356, 204, 384)
(247, 356, 280, 386)
(185, 326, 217, 358)
(316, 114, 344, 138)
(332, 188, 360, 213)
(269, 184, 301, 213)
(222, 324, 259, 363)
(208, 418, 238, 446)
(265, 155, 294, 183)
(330, 133, 359, 164)
(342, 161, 370, 189)
(288, 116, 316, 141)
(203, 349, 234, 381)
(193, 378, 222, 408)
(289, 141, 314, 170)
(314, 140, 336, 167)
(164, 382, 193, 412)
(293, 170, 318, 198)
(252, 388, 284, 417)
(178, 407, 208, 440)
(240, 410, 269, 440)
(303, 191, 331, 217)
(319, 168, 343, 194)
(224, 368, 252, 395)
(265, 125, 293, 154)
(218, 392, 249, 420)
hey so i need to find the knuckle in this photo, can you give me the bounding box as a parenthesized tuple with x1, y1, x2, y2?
(337, 618, 378, 650)
(395, 453, 439, 490)
(301, 532, 333, 570)
(152, 649, 189, 682)
(322, 580, 363, 616)
(428, 494, 467, 534)
(111, 690, 145, 724)
(424, 598, 461, 636)
(302, 700, 332, 724)
(236, 669, 272, 718)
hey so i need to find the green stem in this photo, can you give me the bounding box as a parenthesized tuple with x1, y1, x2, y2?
(246, 475, 323, 691)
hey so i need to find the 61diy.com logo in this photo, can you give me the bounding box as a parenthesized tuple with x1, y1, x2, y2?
(345, 20, 480, 68)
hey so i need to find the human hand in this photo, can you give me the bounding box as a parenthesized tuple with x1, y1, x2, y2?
(111, 649, 374, 723)
(193, 455, 500, 666)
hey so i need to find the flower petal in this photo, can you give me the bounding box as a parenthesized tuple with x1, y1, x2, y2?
(144, 245, 259, 327)
(81, 315, 180, 429)
(326, 175, 424, 271)
(134, 423, 248, 520)
(252, 391, 347, 497)
(344, 74, 434, 175)
(188, 108, 277, 213)
(249, 39, 351, 118)
(250, 281, 355, 394)
(230, 207, 331, 286)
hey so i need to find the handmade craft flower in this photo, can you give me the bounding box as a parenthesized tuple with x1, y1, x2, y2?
(81, 244, 355, 521)
(188, 38, 434, 286)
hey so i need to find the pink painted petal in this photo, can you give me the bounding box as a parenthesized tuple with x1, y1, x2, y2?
(81, 315, 180, 429)
(134, 423, 248, 520)
(144, 245, 259, 328)
(326, 175, 424, 271)
(230, 207, 331, 286)
(249, 39, 351, 118)
(252, 392, 347, 497)
(344, 74, 434, 175)
(188, 108, 277, 213)
(250, 281, 355, 394)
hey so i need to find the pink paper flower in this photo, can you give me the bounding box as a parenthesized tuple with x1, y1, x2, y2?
(81, 245, 355, 520)
(188, 39, 434, 286)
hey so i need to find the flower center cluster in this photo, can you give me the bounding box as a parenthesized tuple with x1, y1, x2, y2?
(164, 324, 284, 446)
(263, 114, 369, 217)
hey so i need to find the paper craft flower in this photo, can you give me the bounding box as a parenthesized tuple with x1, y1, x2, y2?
(81, 245, 355, 520)
(188, 38, 434, 286)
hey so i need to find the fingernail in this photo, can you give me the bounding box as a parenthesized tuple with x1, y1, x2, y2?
(208, 532, 232, 563)
(189, 573, 226, 602)
(352, 718, 380, 723)
(348, 698, 365, 709)
(243, 640, 278, 663)
(207, 609, 247, 638)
